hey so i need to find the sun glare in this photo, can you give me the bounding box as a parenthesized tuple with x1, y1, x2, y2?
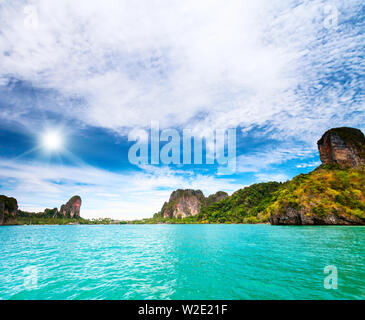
(42, 131, 63, 151)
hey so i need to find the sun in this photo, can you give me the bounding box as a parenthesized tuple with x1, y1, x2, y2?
(42, 131, 63, 151)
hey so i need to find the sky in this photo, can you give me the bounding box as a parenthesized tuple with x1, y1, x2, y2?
(0, 0, 364, 219)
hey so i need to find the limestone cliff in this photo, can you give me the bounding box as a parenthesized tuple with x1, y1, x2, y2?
(0, 201, 4, 225)
(160, 189, 228, 219)
(59, 196, 82, 218)
(317, 127, 365, 168)
(269, 127, 365, 225)
(0, 195, 18, 225)
(206, 191, 229, 206)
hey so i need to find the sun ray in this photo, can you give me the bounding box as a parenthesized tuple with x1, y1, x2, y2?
(13, 146, 42, 160)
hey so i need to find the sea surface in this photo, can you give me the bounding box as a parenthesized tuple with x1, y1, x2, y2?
(0, 224, 364, 300)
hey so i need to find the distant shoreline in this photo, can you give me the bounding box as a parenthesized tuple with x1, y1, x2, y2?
(2, 222, 364, 227)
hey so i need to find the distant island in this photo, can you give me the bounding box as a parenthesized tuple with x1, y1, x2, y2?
(1, 127, 364, 226)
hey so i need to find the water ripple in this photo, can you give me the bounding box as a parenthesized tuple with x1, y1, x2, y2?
(0, 225, 364, 300)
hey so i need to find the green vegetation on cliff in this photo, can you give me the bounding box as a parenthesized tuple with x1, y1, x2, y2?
(198, 182, 281, 223)
(141, 165, 365, 225)
(267, 165, 365, 223)
(4, 210, 124, 225)
(5, 214, 87, 225)
(142, 182, 282, 224)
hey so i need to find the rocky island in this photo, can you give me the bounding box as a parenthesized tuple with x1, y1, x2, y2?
(0, 195, 84, 225)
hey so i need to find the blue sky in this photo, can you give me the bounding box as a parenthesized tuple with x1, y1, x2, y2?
(0, 0, 364, 219)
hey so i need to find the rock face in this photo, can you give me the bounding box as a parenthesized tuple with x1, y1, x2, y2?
(161, 189, 205, 218)
(60, 196, 82, 218)
(269, 206, 365, 225)
(0, 195, 18, 225)
(206, 191, 229, 206)
(269, 127, 365, 226)
(160, 189, 228, 219)
(0, 196, 18, 225)
(0, 201, 4, 225)
(317, 127, 365, 168)
(0, 195, 18, 216)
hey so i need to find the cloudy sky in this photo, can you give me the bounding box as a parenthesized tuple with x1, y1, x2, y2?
(0, 0, 364, 219)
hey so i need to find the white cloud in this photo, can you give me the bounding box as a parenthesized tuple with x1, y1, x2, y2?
(296, 161, 321, 168)
(0, 0, 363, 145)
(0, 159, 242, 219)
(255, 173, 289, 183)
(237, 146, 316, 173)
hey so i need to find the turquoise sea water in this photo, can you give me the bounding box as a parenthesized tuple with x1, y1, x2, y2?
(0, 225, 364, 300)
